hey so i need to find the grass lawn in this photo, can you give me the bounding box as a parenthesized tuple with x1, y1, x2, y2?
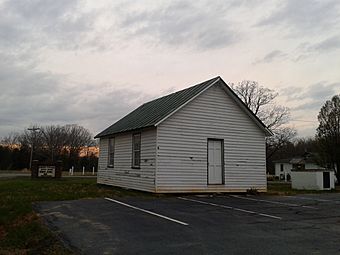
(267, 181, 340, 195)
(0, 177, 150, 255)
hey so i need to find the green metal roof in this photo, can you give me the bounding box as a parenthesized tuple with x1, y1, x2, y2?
(95, 77, 220, 138)
(95, 76, 272, 138)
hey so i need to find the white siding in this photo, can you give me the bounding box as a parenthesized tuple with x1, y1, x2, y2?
(156, 84, 267, 193)
(305, 163, 325, 170)
(291, 171, 335, 190)
(97, 128, 156, 192)
(291, 171, 319, 190)
(274, 163, 292, 181)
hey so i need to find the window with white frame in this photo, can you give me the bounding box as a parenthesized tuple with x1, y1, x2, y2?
(132, 133, 141, 168)
(108, 138, 114, 167)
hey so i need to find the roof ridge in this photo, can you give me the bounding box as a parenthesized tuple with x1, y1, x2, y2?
(94, 76, 220, 138)
(94, 76, 272, 138)
(139, 76, 220, 106)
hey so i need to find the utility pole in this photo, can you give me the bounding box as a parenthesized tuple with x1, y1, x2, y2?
(28, 127, 40, 170)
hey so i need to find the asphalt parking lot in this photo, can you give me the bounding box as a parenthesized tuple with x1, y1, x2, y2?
(35, 193, 340, 255)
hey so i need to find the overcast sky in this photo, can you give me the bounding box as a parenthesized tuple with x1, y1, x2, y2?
(0, 0, 339, 138)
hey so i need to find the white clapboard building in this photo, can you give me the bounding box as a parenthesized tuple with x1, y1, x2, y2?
(95, 77, 272, 193)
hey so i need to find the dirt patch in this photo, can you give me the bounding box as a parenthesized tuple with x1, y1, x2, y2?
(0, 225, 6, 240)
(11, 213, 38, 228)
(0, 248, 28, 255)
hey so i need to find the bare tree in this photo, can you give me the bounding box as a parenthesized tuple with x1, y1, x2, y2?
(40, 125, 67, 162)
(1, 124, 96, 170)
(266, 127, 297, 159)
(17, 126, 44, 150)
(64, 124, 95, 157)
(15, 124, 95, 162)
(0, 132, 19, 146)
(231, 80, 296, 159)
(232, 80, 290, 130)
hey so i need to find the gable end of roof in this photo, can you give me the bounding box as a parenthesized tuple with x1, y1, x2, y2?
(217, 79, 273, 136)
(95, 76, 272, 138)
(153, 77, 221, 126)
(95, 76, 220, 138)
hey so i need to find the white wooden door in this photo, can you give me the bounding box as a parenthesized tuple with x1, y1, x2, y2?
(208, 140, 223, 184)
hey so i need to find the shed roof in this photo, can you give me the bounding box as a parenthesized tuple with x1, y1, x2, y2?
(95, 76, 272, 138)
(272, 158, 292, 164)
(273, 153, 322, 165)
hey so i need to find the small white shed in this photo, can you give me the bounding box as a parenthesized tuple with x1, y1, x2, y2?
(289, 153, 335, 190)
(291, 169, 335, 190)
(95, 77, 272, 193)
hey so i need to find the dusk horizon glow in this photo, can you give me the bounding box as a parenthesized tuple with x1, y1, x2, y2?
(0, 0, 339, 139)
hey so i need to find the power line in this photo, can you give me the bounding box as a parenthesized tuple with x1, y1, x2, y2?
(290, 119, 316, 123)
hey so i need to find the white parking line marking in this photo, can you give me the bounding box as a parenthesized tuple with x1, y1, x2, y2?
(285, 196, 340, 203)
(178, 197, 281, 220)
(230, 195, 317, 209)
(105, 198, 189, 226)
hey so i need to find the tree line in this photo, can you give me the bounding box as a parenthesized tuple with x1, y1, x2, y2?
(232, 81, 339, 181)
(1, 82, 339, 180)
(0, 124, 98, 171)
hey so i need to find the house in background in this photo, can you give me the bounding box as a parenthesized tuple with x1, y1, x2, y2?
(274, 153, 326, 181)
(273, 158, 292, 181)
(95, 76, 272, 193)
(274, 152, 336, 189)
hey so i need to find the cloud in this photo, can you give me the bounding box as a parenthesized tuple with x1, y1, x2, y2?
(0, 53, 154, 138)
(281, 81, 340, 111)
(254, 50, 287, 64)
(257, 35, 340, 63)
(0, 0, 99, 52)
(294, 36, 340, 61)
(0, 0, 244, 54)
(313, 36, 340, 52)
(280, 80, 339, 137)
(257, 0, 340, 36)
(115, 1, 239, 50)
